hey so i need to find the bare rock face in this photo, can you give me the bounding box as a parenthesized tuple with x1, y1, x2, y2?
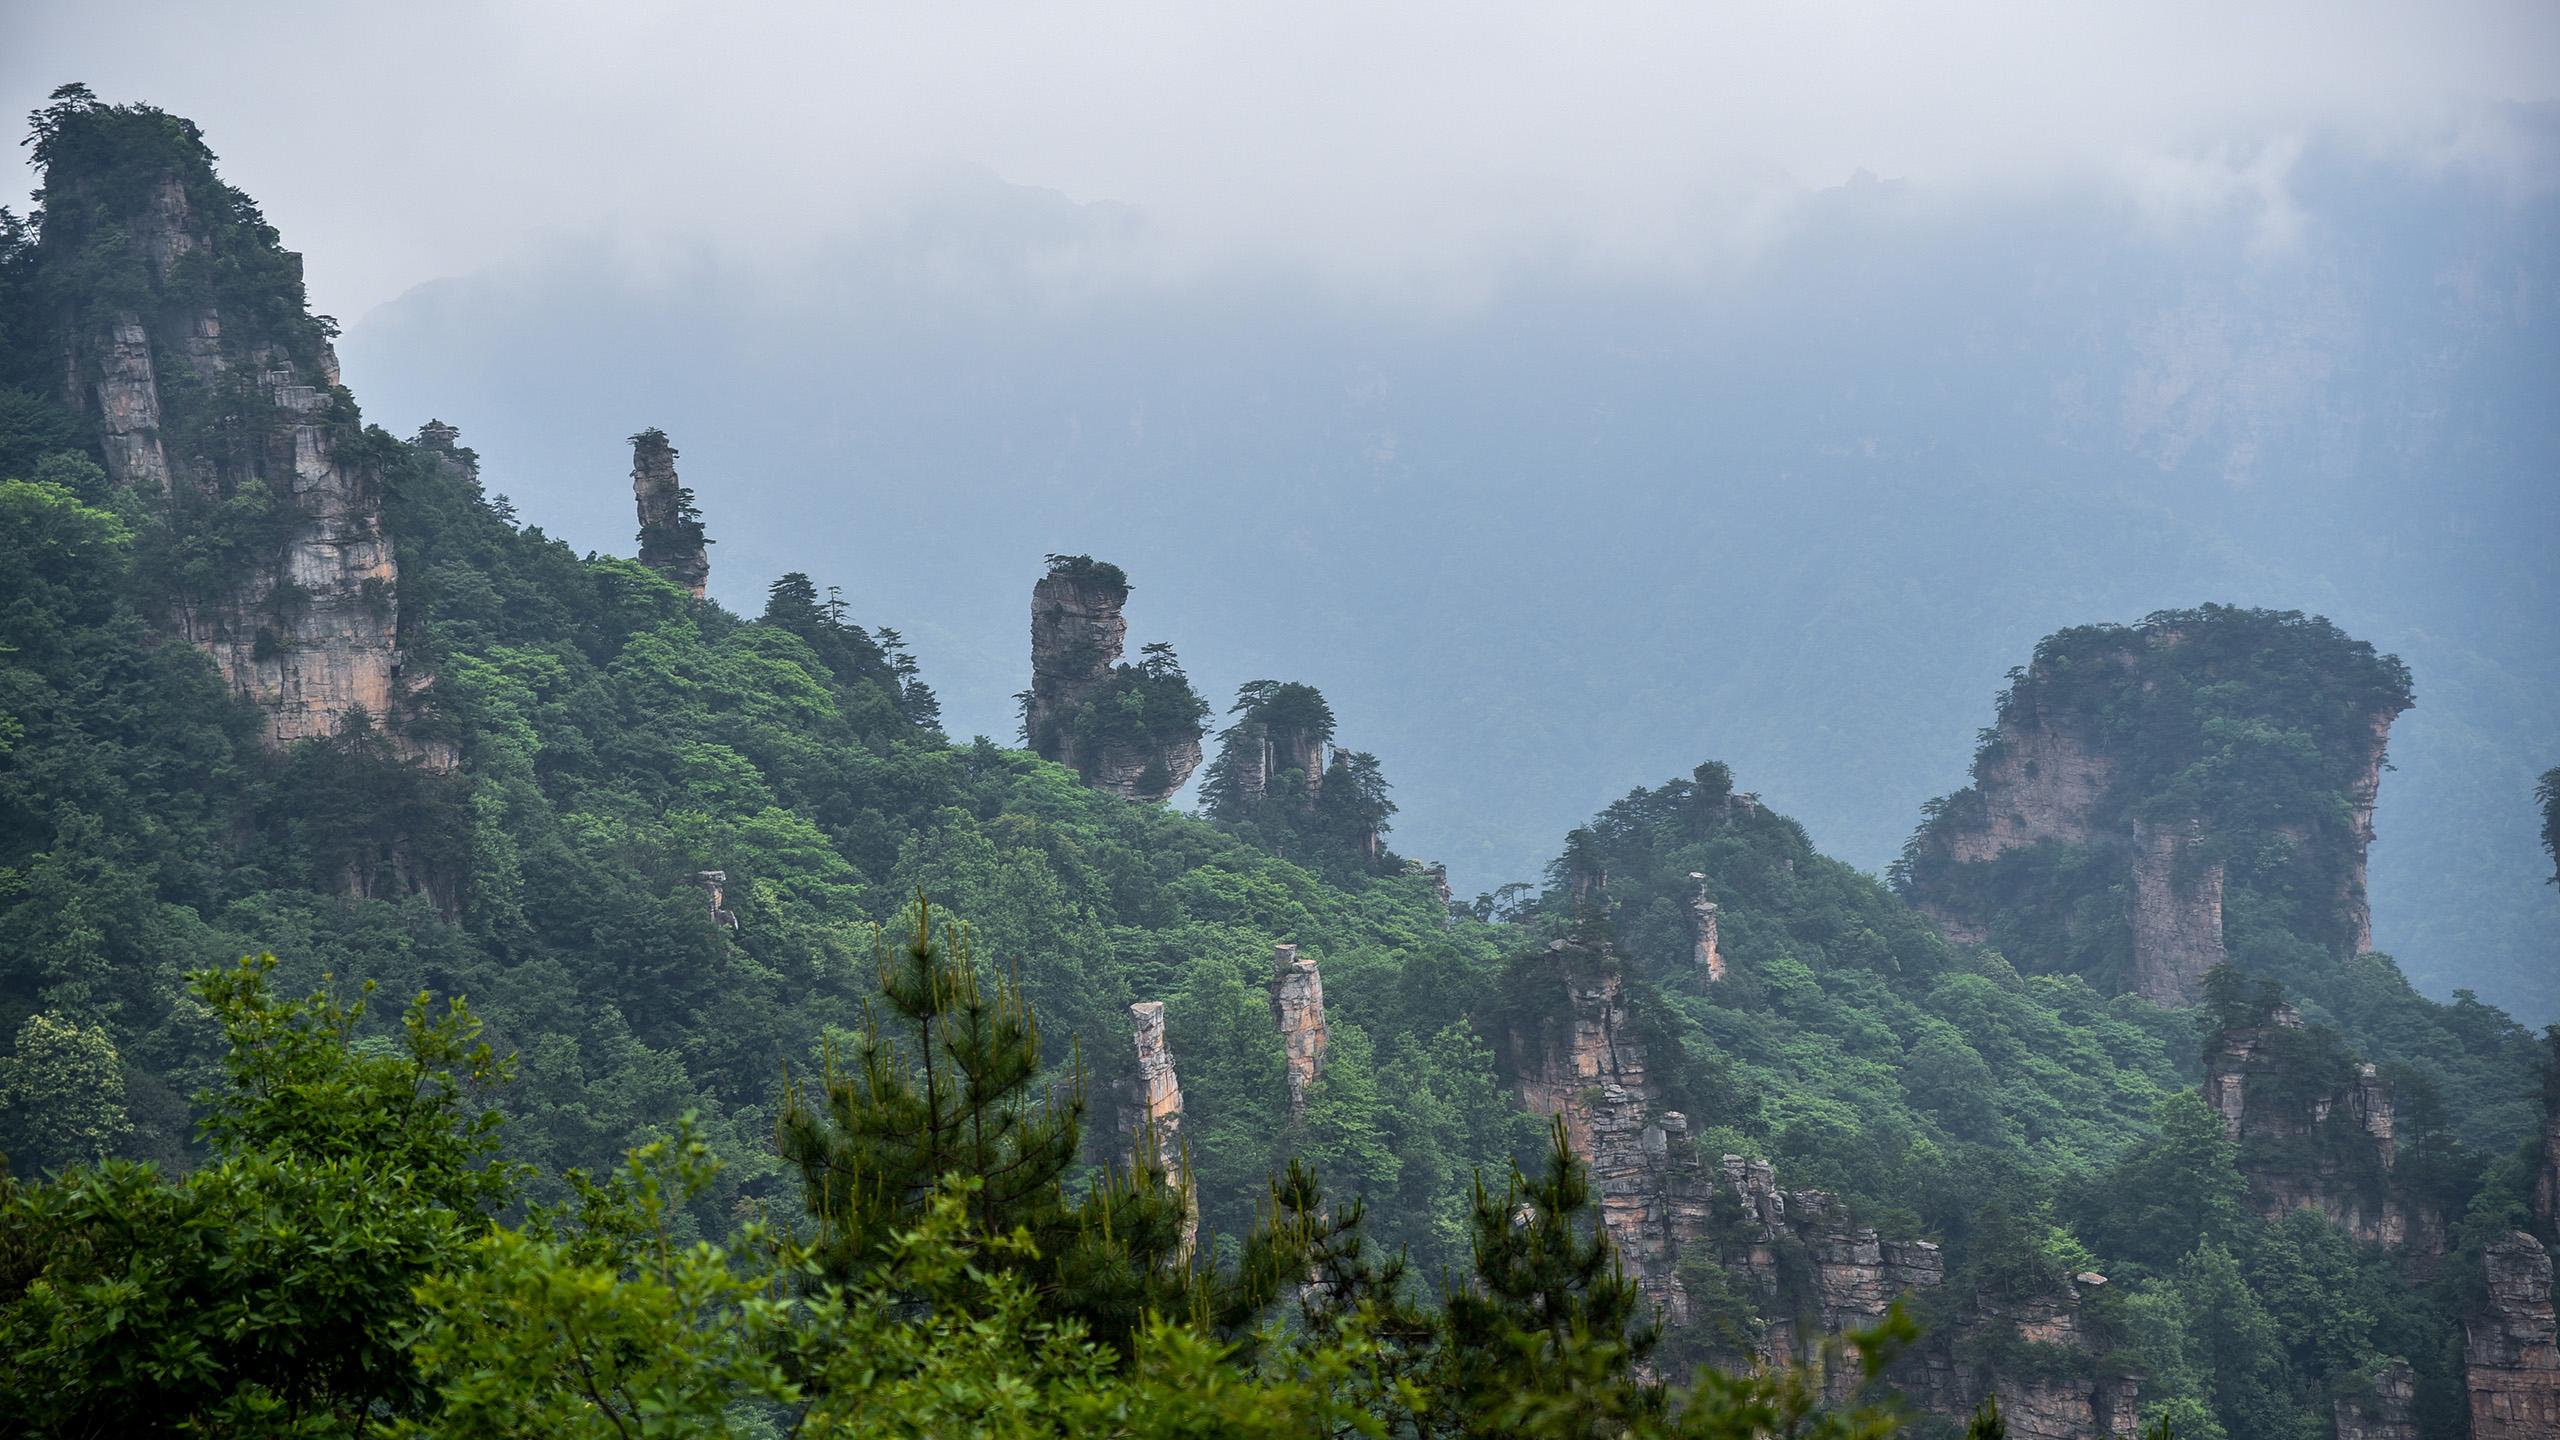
(58, 158, 434, 763)
(1687, 873, 1725, 983)
(1024, 559, 1201, 802)
(1706, 1152, 1947, 1396)
(2204, 1009, 2437, 1259)
(1269, 944, 1330, 1120)
(2466, 1233, 2560, 1440)
(2129, 818, 2226, 1007)
(1901, 616, 2408, 1006)
(2333, 1357, 2419, 1440)
(1504, 935, 1940, 1376)
(631, 428, 709, 599)
(1944, 685, 2122, 866)
(1127, 1000, 1196, 1260)
(1128, 1000, 1185, 1158)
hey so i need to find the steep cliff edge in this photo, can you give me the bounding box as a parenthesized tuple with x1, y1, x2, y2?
(1897, 608, 2411, 1005)
(30, 90, 440, 761)
(1022, 556, 1205, 801)
(2466, 1232, 2560, 1440)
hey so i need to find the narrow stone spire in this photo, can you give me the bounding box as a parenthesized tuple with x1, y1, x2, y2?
(1688, 872, 1725, 983)
(1128, 1000, 1195, 1261)
(631, 428, 709, 599)
(1268, 944, 1329, 1120)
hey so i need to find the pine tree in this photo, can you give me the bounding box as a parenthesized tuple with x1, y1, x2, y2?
(1441, 1116, 1660, 1437)
(775, 898, 1198, 1354)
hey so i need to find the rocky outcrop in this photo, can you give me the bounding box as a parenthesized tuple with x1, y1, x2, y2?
(1943, 678, 2124, 866)
(1269, 944, 1329, 1120)
(1706, 1151, 1946, 1392)
(49, 111, 437, 763)
(2340, 712, 2392, 956)
(2333, 1358, 2419, 1440)
(2129, 818, 2225, 1007)
(2204, 1006, 2436, 1258)
(1504, 935, 1939, 1376)
(631, 428, 709, 598)
(1127, 1000, 1195, 1259)
(1687, 873, 1725, 983)
(1024, 558, 1203, 802)
(2466, 1233, 2560, 1440)
(1901, 613, 2410, 1006)
(696, 870, 739, 930)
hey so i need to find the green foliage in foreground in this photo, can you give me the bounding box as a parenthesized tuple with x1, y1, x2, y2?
(1, 945, 1944, 1438)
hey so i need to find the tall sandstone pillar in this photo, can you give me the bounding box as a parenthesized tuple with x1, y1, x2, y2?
(631, 428, 709, 599)
(1127, 1000, 1195, 1261)
(1269, 944, 1329, 1120)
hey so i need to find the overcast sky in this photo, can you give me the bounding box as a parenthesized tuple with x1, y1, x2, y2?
(6, 2, 2558, 318)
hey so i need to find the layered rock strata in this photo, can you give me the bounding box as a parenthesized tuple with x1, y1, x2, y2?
(1269, 944, 1329, 1120)
(2466, 1233, 2560, 1440)
(1505, 937, 1940, 1372)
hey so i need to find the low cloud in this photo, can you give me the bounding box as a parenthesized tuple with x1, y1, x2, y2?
(4, 1, 2555, 314)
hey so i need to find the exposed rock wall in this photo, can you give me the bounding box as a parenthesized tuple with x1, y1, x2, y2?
(1687, 873, 1725, 983)
(1505, 937, 1941, 1378)
(2204, 1008, 2435, 1257)
(1127, 1000, 1196, 1260)
(2129, 818, 2226, 1007)
(2333, 1357, 2419, 1440)
(1024, 561, 1201, 802)
(1707, 1152, 1946, 1392)
(1269, 944, 1329, 1120)
(1944, 687, 2122, 865)
(1901, 615, 2407, 1006)
(630, 428, 709, 598)
(2466, 1233, 2560, 1440)
(57, 149, 433, 762)
(2340, 712, 2392, 955)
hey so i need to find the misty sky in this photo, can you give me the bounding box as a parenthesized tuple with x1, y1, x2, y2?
(7, 2, 2558, 321)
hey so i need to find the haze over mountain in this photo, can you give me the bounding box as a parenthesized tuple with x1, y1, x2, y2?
(335, 138, 2560, 1018)
(9, 4, 2555, 1017)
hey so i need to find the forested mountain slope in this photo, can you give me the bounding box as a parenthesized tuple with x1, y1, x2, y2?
(3, 89, 2558, 1440)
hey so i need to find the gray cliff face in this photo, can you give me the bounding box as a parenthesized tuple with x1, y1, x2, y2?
(2466, 1233, 2560, 1440)
(630, 428, 709, 599)
(2204, 1008, 2439, 1261)
(1268, 944, 1329, 1121)
(2129, 818, 2226, 1007)
(64, 165, 434, 763)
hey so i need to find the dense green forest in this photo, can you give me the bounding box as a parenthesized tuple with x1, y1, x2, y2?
(2, 88, 2557, 1439)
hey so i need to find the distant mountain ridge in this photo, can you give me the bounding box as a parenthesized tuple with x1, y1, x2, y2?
(343, 130, 2560, 1019)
